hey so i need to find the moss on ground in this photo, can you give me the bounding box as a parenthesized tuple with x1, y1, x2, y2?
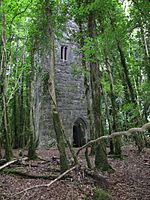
(85, 187, 114, 200)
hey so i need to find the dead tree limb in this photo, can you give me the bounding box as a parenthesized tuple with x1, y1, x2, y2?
(0, 157, 28, 171)
(13, 165, 77, 197)
(0, 159, 17, 171)
(76, 122, 150, 156)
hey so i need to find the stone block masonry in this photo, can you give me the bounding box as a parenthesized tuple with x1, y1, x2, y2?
(33, 21, 89, 147)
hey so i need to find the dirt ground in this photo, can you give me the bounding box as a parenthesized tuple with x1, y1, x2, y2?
(0, 146, 150, 200)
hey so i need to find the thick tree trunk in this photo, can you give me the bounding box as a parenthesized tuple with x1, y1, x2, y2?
(78, 22, 95, 154)
(88, 12, 110, 171)
(52, 111, 69, 172)
(45, 1, 68, 173)
(28, 49, 37, 160)
(48, 38, 69, 173)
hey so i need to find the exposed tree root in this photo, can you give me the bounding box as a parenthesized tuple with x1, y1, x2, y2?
(2, 169, 61, 180)
(84, 168, 109, 187)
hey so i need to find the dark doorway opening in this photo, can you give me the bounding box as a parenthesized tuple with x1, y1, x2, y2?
(73, 118, 86, 147)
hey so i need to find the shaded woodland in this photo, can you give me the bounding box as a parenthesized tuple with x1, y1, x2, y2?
(0, 0, 150, 199)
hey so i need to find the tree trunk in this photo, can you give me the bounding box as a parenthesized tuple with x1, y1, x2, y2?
(117, 43, 137, 103)
(78, 22, 95, 154)
(102, 88, 114, 154)
(140, 20, 150, 83)
(88, 12, 110, 171)
(1, 11, 12, 161)
(28, 48, 37, 160)
(45, 1, 69, 173)
(105, 56, 122, 157)
(19, 72, 25, 148)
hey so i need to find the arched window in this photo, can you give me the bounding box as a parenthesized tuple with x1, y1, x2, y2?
(61, 46, 68, 61)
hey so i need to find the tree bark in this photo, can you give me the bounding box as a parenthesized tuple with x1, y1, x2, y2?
(105, 57, 122, 156)
(76, 122, 150, 156)
(28, 48, 37, 160)
(117, 43, 137, 103)
(78, 21, 95, 154)
(1, 10, 13, 161)
(88, 12, 110, 171)
(45, 1, 69, 173)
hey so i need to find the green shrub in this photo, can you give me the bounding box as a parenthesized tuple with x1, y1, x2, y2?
(85, 188, 114, 200)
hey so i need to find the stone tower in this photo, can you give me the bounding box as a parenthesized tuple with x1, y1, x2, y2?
(33, 21, 89, 147)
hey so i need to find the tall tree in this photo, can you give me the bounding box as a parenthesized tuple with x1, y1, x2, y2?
(44, 0, 69, 172)
(0, 1, 13, 160)
(87, 7, 110, 171)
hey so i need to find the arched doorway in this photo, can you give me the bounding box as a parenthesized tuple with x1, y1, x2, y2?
(73, 118, 86, 147)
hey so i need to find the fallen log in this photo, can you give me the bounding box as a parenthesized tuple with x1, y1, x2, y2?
(2, 169, 62, 180)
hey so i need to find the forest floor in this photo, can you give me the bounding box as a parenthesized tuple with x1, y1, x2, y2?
(0, 146, 150, 200)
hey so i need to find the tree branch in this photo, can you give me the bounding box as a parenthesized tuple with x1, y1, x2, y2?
(13, 165, 77, 197)
(10, 0, 33, 26)
(0, 157, 28, 171)
(0, 159, 17, 171)
(76, 122, 150, 156)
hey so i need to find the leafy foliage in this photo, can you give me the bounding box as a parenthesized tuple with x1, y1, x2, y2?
(0, 0, 149, 160)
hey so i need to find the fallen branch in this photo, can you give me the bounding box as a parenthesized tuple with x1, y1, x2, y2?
(76, 122, 150, 156)
(13, 165, 77, 197)
(0, 157, 28, 171)
(0, 159, 17, 171)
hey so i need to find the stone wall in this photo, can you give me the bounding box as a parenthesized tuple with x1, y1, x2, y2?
(33, 22, 89, 147)
(55, 42, 89, 144)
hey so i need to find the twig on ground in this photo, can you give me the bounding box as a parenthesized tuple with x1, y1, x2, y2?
(12, 165, 77, 197)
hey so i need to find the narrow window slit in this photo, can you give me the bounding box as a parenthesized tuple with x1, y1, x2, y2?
(61, 46, 64, 60)
(64, 46, 67, 61)
(61, 46, 68, 61)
